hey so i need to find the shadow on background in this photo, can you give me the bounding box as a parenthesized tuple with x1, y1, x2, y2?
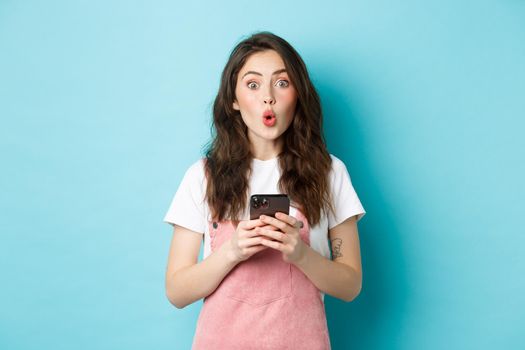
(317, 74, 410, 349)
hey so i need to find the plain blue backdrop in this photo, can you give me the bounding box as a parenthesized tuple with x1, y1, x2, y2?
(1, 1, 524, 349)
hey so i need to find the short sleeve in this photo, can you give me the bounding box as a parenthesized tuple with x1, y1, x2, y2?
(163, 159, 207, 234)
(327, 155, 366, 229)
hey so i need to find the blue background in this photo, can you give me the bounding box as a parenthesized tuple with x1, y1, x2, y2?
(1, 1, 524, 349)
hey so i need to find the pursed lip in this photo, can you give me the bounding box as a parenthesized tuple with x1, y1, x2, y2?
(262, 109, 275, 118)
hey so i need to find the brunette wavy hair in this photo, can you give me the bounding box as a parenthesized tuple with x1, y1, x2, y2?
(204, 31, 333, 226)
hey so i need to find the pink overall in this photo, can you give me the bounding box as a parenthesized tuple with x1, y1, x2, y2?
(192, 211, 331, 350)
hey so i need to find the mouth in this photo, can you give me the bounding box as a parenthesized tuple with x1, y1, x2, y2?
(262, 110, 276, 127)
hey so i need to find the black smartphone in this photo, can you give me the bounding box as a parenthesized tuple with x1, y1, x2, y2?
(249, 194, 290, 220)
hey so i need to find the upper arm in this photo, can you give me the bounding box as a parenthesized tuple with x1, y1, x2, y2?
(328, 215, 362, 278)
(165, 225, 203, 282)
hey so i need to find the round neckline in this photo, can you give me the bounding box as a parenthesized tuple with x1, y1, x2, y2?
(252, 157, 279, 165)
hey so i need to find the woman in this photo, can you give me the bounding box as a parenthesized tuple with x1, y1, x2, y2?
(164, 31, 366, 349)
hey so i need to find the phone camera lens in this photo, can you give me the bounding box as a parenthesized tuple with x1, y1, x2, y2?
(262, 198, 269, 209)
(252, 196, 260, 209)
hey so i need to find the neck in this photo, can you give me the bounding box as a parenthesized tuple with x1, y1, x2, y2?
(250, 138, 283, 161)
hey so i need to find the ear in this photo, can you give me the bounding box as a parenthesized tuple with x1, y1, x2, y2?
(232, 100, 240, 111)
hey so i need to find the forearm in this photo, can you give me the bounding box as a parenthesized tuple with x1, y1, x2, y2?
(166, 241, 237, 308)
(294, 245, 362, 302)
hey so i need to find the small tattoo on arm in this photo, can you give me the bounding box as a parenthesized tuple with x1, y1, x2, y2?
(331, 238, 343, 259)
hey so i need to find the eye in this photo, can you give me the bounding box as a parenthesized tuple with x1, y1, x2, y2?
(276, 79, 290, 88)
(247, 81, 259, 89)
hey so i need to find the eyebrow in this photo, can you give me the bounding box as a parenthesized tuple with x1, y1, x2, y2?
(241, 68, 287, 79)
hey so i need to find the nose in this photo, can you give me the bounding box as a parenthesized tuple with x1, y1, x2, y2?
(263, 86, 275, 105)
(264, 95, 275, 105)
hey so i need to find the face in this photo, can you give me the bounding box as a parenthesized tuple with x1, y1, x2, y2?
(233, 50, 298, 151)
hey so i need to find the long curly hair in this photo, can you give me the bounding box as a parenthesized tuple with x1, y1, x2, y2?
(204, 31, 333, 226)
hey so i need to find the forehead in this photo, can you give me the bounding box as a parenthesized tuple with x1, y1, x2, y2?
(238, 50, 287, 75)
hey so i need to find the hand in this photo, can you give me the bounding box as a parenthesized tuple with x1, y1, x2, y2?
(227, 219, 275, 264)
(257, 212, 307, 264)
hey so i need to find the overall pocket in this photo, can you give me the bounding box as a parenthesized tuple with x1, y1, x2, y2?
(209, 220, 293, 306)
(223, 248, 292, 306)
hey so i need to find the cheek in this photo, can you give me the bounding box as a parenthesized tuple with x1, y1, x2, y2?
(237, 90, 258, 109)
(278, 90, 298, 110)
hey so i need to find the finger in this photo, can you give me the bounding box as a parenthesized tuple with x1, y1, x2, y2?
(239, 219, 264, 230)
(240, 223, 277, 238)
(245, 245, 268, 256)
(239, 236, 266, 248)
(261, 224, 279, 230)
(256, 227, 286, 242)
(239, 228, 263, 239)
(259, 238, 285, 251)
(274, 212, 303, 228)
(259, 215, 289, 232)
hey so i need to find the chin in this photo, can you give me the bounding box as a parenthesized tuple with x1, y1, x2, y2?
(249, 130, 283, 143)
(263, 129, 286, 140)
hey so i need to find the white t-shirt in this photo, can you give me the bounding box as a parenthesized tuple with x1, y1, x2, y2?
(163, 154, 366, 259)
